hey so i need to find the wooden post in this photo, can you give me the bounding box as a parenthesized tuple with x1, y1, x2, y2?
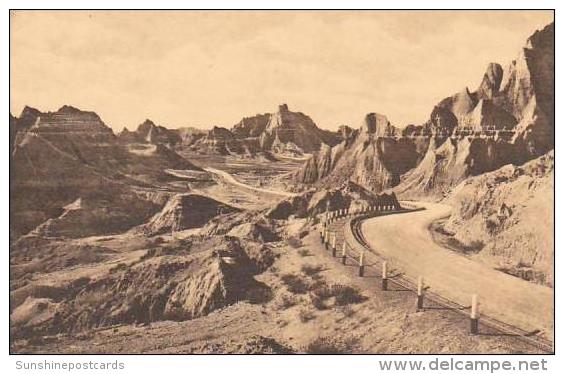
(417, 276, 424, 311)
(381, 261, 388, 291)
(331, 233, 337, 257)
(470, 294, 479, 334)
(358, 251, 365, 277)
(341, 241, 347, 265)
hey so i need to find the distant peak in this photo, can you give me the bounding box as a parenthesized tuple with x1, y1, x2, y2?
(20, 105, 41, 118)
(278, 104, 289, 112)
(57, 105, 82, 114)
(139, 119, 157, 128)
(362, 112, 390, 134)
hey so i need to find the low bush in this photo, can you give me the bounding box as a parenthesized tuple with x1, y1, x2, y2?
(310, 283, 366, 306)
(286, 236, 303, 249)
(273, 293, 298, 311)
(332, 285, 366, 306)
(304, 336, 357, 354)
(340, 305, 355, 318)
(301, 264, 323, 277)
(297, 249, 311, 257)
(280, 274, 310, 294)
(298, 308, 315, 323)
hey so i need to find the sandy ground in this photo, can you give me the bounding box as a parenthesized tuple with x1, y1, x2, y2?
(361, 202, 554, 341)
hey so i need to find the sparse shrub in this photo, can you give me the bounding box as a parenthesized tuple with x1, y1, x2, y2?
(332, 285, 366, 306)
(301, 264, 323, 277)
(310, 294, 328, 310)
(298, 308, 315, 323)
(287, 236, 303, 248)
(467, 240, 485, 252)
(310, 282, 333, 299)
(297, 249, 311, 257)
(304, 336, 357, 354)
(310, 283, 366, 306)
(140, 248, 157, 260)
(308, 282, 365, 310)
(446, 237, 484, 254)
(109, 262, 127, 273)
(485, 218, 498, 234)
(340, 305, 355, 318)
(280, 274, 310, 294)
(273, 293, 298, 310)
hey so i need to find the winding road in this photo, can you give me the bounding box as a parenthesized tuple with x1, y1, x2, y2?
(204, 167, 299, 198)
(361, 201, 553, 340)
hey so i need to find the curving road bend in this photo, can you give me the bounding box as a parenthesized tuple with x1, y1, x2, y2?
(361, 201, 553, 340)
(204, 167, 299, 198)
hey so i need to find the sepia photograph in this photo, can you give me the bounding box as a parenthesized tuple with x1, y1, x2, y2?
(8, 9, 554, 356)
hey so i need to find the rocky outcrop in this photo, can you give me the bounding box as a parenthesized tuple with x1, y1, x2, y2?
(232, 113, 270, 138)
(139, 194, 240, 236)
(188, 104, 341, 157)
(10, 236, 275, 338)
(297, 22, 553, 198)
(118, 119, 182, 147)
(266, 182, 400, 220)
(443, 151, 553, 286)
(10, 106, 42, 154)
(503, 23, 554, 159)
(258, 104, 341, 154)
(176, 127, 206, 146)
(10, 105, 201, 241)
(295, 113, 421, 192)
(395, 137, 519, 199)
(395, 23, 553, 198)
(477, 63, 504, 100)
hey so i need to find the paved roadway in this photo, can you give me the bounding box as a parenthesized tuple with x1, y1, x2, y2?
(204, 167, 299, 198)
(361, 201, 553, 340)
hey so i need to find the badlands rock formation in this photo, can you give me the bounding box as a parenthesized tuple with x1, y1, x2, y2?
(118, 119, 182, 147)
(295, 113, 421, 192)
(297, 22, 554, 199)
(189, 104, 341, 157)
(396, 22, 553, 198)
(443, 151, 554, 286)
(10, 105, 202, 240)
(266, 181, 400, 220)
(139, 194, 240, 236)
(10, 235, 274, 338)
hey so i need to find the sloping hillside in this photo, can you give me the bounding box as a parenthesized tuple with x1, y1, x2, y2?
(442, 151, 553, 286)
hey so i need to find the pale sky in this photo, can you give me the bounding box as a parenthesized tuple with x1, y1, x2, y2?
(10, 10, 553, 131)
